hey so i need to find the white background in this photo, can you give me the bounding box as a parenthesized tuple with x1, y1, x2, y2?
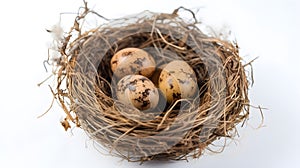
(0, 0, 299, 167)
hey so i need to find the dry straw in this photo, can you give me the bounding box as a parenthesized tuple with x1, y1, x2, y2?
(45, 1, 252, 162)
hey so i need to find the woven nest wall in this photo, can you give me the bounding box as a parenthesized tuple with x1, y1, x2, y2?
(48, 5, 251, 162)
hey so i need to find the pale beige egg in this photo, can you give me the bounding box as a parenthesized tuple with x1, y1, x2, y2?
(116, 75, 159, 111)
(110, 48, 156, 79)
(158, 60, 198, 103)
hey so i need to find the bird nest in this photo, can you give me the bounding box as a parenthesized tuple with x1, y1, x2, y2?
(45, 3, 251, 162)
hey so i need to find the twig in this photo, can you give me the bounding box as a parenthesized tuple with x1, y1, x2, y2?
(155, 28, 186, 50)
(37, 74, 53, 87)
(37, 96, 55, 118)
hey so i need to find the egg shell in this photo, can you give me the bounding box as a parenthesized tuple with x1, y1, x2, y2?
(110, 48, 156, 79)
(116, 75, 159, 111)
(151, 64, 167, 87)
(158, 60, 198, 103)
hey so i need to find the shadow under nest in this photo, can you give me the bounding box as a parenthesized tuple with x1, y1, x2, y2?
(55, 9, 250, 162)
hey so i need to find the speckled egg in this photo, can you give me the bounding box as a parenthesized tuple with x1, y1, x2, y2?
(110, 48, 156, 79)
(158, 60, 198, 103)
(151, 64, 167, 87)
(116, 75, 159, 111)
